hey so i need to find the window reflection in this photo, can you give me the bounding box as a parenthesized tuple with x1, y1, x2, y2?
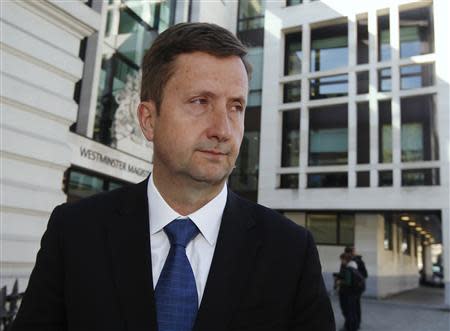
(285, 32, 302, 75)
(310, 74, 348, 99)
(307, 173, 348, 188)
(94, 55, 139, 146)
(306, 213, 354, 245)
(379, 170, 393, 187)
(378, 14, 390, 62)
(378, 68, 391, 92)
(281, 110, 300, 167)
(401, 95, 438, 162)
(378, 100, 392, 163)
(310, 23, 348, 72)
(357, 71, 369, 95)
(402, 168, 440, 186)
(357, 16, 369, 64)
(357, 102, 370, 164)
(238, 0, 265, 31)
(283, 81, 301, 103)
(400, 63, 434, 90)
(66, 169, 126, 203)
(400, 6, 434, 58)
(309, 104, 348, 166)
(280, 174, 299, 189)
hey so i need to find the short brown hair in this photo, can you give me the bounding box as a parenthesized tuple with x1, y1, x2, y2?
(140, 22, 252, 110)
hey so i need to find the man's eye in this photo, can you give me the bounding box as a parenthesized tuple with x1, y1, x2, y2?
(231, 104, 244, 112)
(191, 98, 208, 104)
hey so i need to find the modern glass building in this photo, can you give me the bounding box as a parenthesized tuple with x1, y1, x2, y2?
(259, 0, 449, 301)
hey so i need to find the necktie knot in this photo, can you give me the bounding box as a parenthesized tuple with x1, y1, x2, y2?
(164, 218, 199, 248)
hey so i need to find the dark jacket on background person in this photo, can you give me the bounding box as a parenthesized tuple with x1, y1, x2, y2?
(12, 178, 335, 331)
(352, 255, 368, 279)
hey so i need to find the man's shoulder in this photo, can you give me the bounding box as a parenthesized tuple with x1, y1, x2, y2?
(230, 191, 309, 241)
(54, 180, 145, 224)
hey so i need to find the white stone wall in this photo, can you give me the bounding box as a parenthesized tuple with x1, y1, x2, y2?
(0, 0, 99, 290)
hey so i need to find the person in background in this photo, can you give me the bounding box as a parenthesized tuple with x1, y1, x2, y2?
(335, 253, 359, 331)
(345, 246, 368, 329)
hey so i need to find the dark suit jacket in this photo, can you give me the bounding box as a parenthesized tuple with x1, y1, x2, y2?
(12, 178, 335, 331)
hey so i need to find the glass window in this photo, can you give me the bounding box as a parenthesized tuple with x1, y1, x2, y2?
(281, 110, 300, 167)
(306, 214, 338, 244)
(283, 81, 301, 103)
(309, 104, 348, 166)
(94, 55, 139, 146)
(378, 100, 392, 163)
(357, 71, 369, 95)
(357, 171, 370, 187)
(280, 174, 299, 189)
(123, 0, 164, 31)
(378, 14, 390, 62)
(307, 173, 348, 188)
(399, 6, 434, 58)
(247, 47, 264, 106)
(357, 102, 370, 164)
(310, 23, 348, 72)
(310, 74, 348, 99)
(400, 63, 434, 90)
(384, 213, 393, 250)
(107, 7, 157, 66)
(285, 32, 302, 75)
(229, 108, 261, 201)
(66, 169, 127, 203)
(357, 16, 369, 64)
(402, 168, 440, 186)
(340, 214, 355, 246)
(378, 68, 391, 92)
(306, 213, 355, 245)
(68, 170, 104, 201)
(238, 0, 265, 31)
(379, 170, 393, 187)
(287, 0, 302, 5)
(401, 95, 438, 162)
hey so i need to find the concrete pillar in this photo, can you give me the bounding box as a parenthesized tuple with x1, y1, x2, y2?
(76, 0, 108, 138)
(442, 208, 450, 307)
(367, 11, 379, 187)
(423, 244, 433, 281)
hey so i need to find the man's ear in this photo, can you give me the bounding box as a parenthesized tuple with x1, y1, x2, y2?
(138, 101, 157, 142)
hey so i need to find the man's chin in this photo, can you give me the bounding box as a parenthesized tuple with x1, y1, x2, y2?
(189, 170, 230, 187)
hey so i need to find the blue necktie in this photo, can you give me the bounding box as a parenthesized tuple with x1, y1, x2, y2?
(155, 218, 200, 331)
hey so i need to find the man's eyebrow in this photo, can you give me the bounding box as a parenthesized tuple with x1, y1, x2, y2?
(188, 90, 247, 104)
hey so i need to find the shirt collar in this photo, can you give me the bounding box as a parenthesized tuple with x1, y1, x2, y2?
(147, 173, 227, 246)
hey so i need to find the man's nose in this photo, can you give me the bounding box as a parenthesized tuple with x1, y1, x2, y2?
(206, 104, 231, 142)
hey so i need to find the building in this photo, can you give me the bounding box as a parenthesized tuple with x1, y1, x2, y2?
(259, 0, 449, 302)
(1, 0, 449, 306)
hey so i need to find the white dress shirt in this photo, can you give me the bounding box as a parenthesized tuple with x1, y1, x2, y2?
(147, 174, 226, 306)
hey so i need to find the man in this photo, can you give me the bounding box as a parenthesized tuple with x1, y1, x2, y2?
(345, 246, 367, 330)
(12, 23, 335, 331)
(335, 253, 360, 331)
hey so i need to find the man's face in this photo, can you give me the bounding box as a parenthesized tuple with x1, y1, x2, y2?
(142, 52, 248, 188)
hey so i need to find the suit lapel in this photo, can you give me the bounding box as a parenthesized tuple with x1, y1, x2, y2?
(105, 178, 158, 330)
(194, 190, 262, 331)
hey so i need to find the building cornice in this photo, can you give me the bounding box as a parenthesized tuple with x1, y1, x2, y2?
(16, 0, 100, 39)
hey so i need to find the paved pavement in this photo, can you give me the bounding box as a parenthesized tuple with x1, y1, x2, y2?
(331, 287, 450, 331)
